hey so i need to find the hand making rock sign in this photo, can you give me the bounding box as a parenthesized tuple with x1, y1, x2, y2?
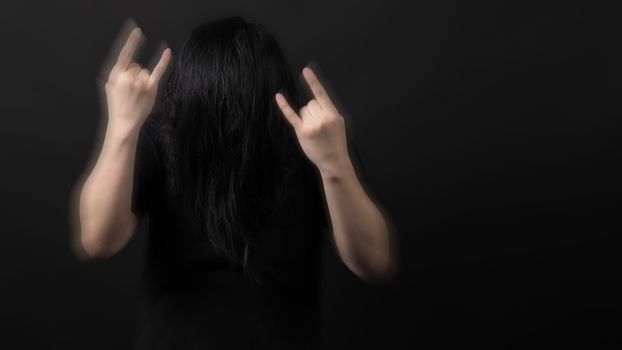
(105, 25, 171, 134)
(73, 23, 171, 259)
(275, 68, 349, 176)
(276, 68, 396, 281)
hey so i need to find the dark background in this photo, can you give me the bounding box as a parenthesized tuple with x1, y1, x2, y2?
(1, 0, 620, 348)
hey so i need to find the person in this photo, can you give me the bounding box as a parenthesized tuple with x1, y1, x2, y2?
(70, 16, 397, 350)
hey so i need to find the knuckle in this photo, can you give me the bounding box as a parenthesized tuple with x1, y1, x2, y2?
(133, 81, 146, 90)
(311, 124, 324, 134)
(117, 73, 130, 83)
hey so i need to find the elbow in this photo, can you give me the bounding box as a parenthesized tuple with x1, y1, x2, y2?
(366, 219, 399, 283)
(342, 227, 399, 283)
(75, 220, 127, 261)
(79, 232, 117, 260)
(348, 252, 398, 284)
(69, 182, 128, 261)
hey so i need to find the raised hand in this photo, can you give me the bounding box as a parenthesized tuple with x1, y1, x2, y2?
(275, 67, 350, 174)
(105, 26, 171, 133)
(276, 67, 395, 282)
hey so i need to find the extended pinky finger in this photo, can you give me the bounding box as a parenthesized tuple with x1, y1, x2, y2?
(148, 48, 172, 87)
(275, 93, 302, 129)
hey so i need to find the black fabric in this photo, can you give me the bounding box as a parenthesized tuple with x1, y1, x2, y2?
(131, 115, 164, 223)
(129, 113, 332, 350)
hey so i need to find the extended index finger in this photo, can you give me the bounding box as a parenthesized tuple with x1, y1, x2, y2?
(114, 27, 142, 71)
(302, 67, 336, 110)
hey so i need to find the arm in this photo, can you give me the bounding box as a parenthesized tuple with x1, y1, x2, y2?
(70, 25, 171, 259)
(275, 67, 397, 282)
(76, 122, 141, 259)
(318, 153, 396, 282)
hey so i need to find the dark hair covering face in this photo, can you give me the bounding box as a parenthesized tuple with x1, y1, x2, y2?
(159, 17, 314, 278)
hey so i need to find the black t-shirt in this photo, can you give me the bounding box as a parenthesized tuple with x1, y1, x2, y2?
(130, 112, 333, 350)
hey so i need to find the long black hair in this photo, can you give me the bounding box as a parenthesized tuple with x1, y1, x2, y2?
(160, 17, 313, 274)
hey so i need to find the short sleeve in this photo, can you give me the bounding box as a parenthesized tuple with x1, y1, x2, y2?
(131, 116, 163, 222)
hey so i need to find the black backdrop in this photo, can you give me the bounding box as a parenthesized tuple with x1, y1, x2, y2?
(1, 0, 620, 349)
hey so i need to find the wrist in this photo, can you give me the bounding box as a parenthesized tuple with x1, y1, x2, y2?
(104, 119, 141, 146)
(318, 157, 355, 183)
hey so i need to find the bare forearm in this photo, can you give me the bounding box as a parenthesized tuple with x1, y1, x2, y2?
(319, 159, 393, 281)
(275, 67, 396, 281)
(78, 122, 140, 258)
(71, 25, 170, 259)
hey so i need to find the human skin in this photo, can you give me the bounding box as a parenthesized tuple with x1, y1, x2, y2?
(73, 24, 397, 283)
(276, 70, 396, 282)
(75, 27, 170, 259)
